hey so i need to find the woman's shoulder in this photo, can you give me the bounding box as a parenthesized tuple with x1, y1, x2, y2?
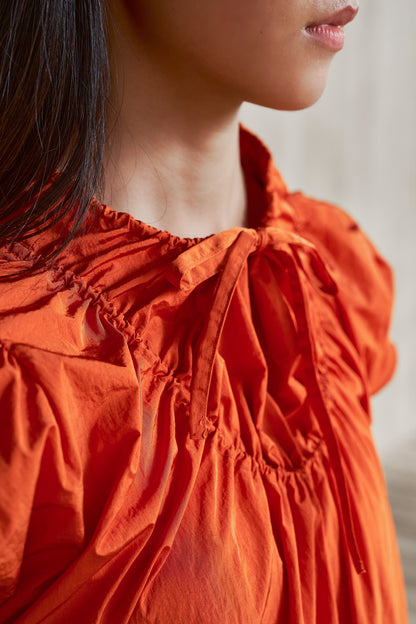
(283, 189, 396, 394)
(0, 237, 131, 361)
(286, 188, 395, 311)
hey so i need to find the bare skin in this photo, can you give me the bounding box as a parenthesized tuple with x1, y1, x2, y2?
(104, 0, 357, 238)
(104, 2, 247, 237)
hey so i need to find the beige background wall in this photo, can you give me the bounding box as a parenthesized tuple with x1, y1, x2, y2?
(240, 0, 416, 459)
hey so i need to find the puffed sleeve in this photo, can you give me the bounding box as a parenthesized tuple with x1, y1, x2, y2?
(0, 342, 54, 603)
(289, 191, 396, 395)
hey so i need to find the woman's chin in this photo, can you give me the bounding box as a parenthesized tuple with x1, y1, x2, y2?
(243, 59, 333, 112)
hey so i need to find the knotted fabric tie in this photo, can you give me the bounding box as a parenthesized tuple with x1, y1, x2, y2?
(166, 226, 365, 575)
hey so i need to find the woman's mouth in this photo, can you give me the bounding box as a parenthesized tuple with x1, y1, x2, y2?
(305, 5, 359, 52)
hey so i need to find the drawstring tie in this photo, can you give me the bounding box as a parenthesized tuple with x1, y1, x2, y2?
(166, 226, 365, 575)
(288, 242, 366, 575)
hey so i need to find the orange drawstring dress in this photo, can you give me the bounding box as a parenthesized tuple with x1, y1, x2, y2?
(0, 126, 408, 623)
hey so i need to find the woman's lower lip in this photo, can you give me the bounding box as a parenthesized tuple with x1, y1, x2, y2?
(305, 24, 346, 52)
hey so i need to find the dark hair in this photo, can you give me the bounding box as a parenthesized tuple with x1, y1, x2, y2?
(0, 0, 109, 268)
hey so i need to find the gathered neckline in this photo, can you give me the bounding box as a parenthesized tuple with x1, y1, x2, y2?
(90, 124, 288, 248)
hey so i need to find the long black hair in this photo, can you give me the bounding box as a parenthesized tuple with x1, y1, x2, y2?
(0, 0, 109, 267)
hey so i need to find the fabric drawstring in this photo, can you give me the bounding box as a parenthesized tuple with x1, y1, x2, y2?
(167, 226, 365, 574)
(175, 230, 258, 439)
(287, 244, 366, 575)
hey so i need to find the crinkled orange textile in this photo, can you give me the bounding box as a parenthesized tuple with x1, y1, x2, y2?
(0, 127, 408, 623)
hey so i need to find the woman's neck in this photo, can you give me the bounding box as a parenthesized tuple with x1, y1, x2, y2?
(103, 3, 247, 238)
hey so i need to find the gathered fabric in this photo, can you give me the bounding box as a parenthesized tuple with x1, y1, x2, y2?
(0, 127, 407, 623)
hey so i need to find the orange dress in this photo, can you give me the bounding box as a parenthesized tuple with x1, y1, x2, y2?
(0, 127, 407, 623)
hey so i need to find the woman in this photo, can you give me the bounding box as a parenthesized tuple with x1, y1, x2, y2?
(0, 1, 408, 622)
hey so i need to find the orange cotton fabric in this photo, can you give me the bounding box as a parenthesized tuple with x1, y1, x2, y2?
(0, 127, 408, 623)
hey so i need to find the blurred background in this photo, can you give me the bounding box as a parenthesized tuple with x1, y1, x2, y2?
(240, 0, 416, 619)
